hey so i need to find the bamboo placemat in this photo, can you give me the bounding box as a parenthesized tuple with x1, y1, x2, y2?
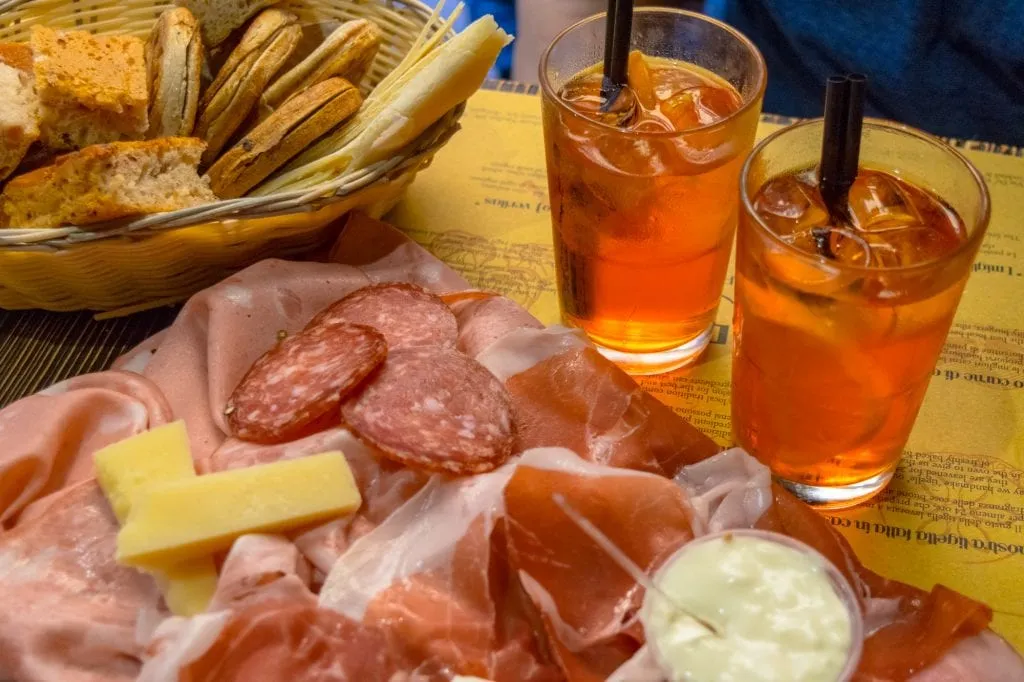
(0, 307, 179, 407)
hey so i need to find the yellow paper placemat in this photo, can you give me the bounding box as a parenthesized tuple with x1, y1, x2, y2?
(390, 86, 1024, 649)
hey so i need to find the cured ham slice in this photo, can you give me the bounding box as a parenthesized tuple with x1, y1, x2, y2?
(476, 326, 589, 382)
(0, 481, 154, 682)
(208, 534, 316, 611)
(504, 343, 721, 475)
(154, 602, 402, 682)
(910, 631, 1024, 681)
(0, 370, 171, 525)
(328, 212, 473, 294)
(675, 447, 773, 535)
(319, 459, 559, 680)
(138, 613, 233, 682)
(504, 450, 694, 680)
(320, 465, 516, 621)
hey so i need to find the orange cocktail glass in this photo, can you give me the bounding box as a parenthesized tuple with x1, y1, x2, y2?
(733, 118, 991, 508)
(540, 9, 765, 375)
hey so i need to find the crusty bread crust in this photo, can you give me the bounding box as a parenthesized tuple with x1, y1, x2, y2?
(179, 0, 277, 47)
(0, 43, 33, 73)
(31, 27, 149, 151)
(147, 8, 204, 138)
(0, 138, 216, 228)
(261, 19, 381, 112)
(194, 8, 301, 165)
(208, 77, 362, 198)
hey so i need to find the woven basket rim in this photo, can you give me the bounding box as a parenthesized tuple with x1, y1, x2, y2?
(0, 0, 462, 248)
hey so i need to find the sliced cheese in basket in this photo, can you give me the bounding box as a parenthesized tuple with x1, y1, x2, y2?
(94, 420, 219, 616)
(292, 0, 462, 166)
(256, 12, 512, 195)
(117, 451, 361, 567)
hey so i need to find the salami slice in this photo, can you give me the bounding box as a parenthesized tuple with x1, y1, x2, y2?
(227, 323, 386, 444)
(306, 283, 458, 351)
(341, 347, 515, 475)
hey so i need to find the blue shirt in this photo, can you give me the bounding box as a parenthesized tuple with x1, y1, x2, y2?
(706, 0, 1024, 145)
(447, 0, 516, 78)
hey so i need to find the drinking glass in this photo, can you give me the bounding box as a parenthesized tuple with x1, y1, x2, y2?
(540, 9, 765, 374)
(733, 118, 990, 508)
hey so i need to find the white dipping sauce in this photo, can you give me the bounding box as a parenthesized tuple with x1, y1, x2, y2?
(642, 532, 855, 682)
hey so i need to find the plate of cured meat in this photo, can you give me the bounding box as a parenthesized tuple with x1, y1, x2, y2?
(0, 213, 1020, 682)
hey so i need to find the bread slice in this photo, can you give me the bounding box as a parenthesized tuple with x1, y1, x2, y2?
(30, 26, 149, 151)
(208, 77, 362, 198)
(0, 138, 216, 228)
(0, 63, 40, 182)
(178, 0, 278, 48)
(261, 19, 381, 113)
(195, 8, 301, 165)
(147, 8, 204, 138)
(0, 43, 33, 73)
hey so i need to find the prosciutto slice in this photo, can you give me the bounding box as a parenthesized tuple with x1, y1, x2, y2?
(145, 602, 402, 682)
(503, 450, 694, 680)
(207, 534, 316, 611)
(318, 461, 559, 681)
(504, 342, 720, 475)
(755, 487, 994, 680)
(0, 481, 155, 682)
(0, 371, 171, 525)
(452, 294, 545, 358)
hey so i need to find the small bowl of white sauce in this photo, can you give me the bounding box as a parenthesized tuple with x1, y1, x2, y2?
(641, 528, 863, 682)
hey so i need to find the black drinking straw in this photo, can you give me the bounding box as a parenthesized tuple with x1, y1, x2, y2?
(819, 74, 867, 229)
(600, 0, 635, 111)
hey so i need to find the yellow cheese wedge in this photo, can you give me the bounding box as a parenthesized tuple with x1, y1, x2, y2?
(94, 420, 218, 616)
(117, 451, 361, 568)
(95, 420, 195, 524)
(159, 561, 220, 616)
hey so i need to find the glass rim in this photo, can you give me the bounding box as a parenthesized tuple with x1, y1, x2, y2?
(740, 117, 992, 276)
(641, 528, 864, 682)
(538, 7, 767, 139)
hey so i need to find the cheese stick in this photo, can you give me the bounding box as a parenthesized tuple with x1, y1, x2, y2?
(256, 13, 511, 195)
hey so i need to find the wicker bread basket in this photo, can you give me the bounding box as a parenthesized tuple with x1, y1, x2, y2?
(0, 0, 464, 312)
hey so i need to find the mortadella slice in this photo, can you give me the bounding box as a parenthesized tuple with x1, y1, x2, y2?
(451, 294, 544, 358)
(0, 481, 154, 682)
